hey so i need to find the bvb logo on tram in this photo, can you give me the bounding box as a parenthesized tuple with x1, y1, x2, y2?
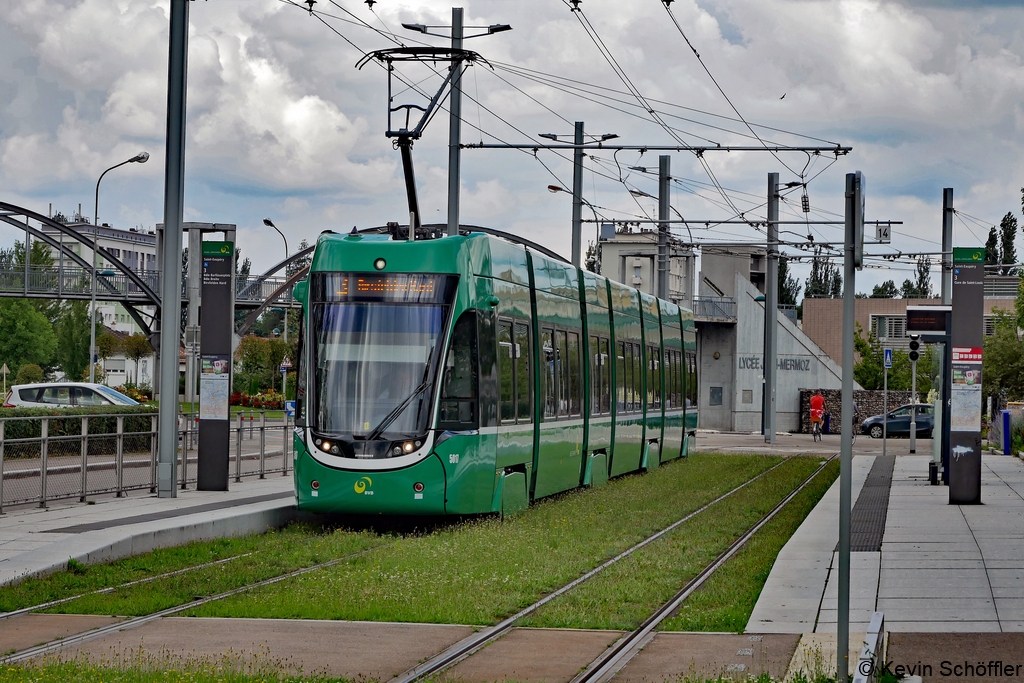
(354, 477, 373, 495)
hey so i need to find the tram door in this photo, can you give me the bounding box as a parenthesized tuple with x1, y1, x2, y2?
(496, 318, 534, 505)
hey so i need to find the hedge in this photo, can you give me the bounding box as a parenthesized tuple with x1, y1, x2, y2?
(0, 406, 158, 459)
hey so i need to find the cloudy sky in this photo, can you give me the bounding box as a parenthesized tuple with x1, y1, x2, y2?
(2, 0, 1023, 295)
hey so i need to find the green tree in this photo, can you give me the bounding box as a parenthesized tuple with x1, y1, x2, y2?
(15, 363, 44, 384)
(999, 212, 1018, 276)
(97, 331, 123, 363)
(984, 309, 1024, 400)
(235, 334, 270, 394)
(899, 255, 933, 299)
(853, 323, 932, 395)
(54, 301, 93, 381)
(13, 239, 60, 324)
(0, 299, 57, 378)
(986, 225, 1000, 269)
(267, 338, 290, 391)
(122, 334, 153, 384)
(804, 249, 841, 299)
(778, 256, 801, 306)
(870, 280, 899, 298)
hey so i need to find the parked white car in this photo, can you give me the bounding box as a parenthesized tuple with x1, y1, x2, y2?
(3, 382, 140, 408)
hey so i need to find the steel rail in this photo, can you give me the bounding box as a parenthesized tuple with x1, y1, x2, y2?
(0, 552, 255, 622)
(0, 543, 388, 664)
(572, 453, 839, 683)
(388, 456, 793, 683)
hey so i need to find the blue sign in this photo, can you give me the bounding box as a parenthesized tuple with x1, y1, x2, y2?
(285, 400, 296, 417)
(884, 348, 893, 369)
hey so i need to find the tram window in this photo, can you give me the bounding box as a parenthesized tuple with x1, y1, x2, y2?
(665, 351, 674, 410)
(616, 341, 627, 414)
(686, 352, 698, 408)
(498, 321, 515, 423)
(599, 338, 611, 414)
(675, 351, 683, 408)
(631, 343, 642, 413)
(568, 332, 581, 417)
(515, 323, 532, 422)
(647, 346, 661, 410)
(542, 329, 556, 420)
(439, 311, 478, 428)
(556, 331, 569, 417)
(590, 335, 601, 416)
(294, 309, 306, 426)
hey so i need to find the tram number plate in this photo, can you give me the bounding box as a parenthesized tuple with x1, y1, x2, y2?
(449, 454, 460, 464)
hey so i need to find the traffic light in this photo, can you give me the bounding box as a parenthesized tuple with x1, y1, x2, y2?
(908, 335, 920, 363)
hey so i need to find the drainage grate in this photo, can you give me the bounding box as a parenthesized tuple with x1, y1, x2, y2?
(837, 455, 894, 552)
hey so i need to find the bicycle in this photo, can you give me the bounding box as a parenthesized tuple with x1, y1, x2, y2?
(812, 419, 822, 442)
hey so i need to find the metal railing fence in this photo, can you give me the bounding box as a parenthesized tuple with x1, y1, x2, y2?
(692, 296, 738, 322)
(0, 410, 292, 511)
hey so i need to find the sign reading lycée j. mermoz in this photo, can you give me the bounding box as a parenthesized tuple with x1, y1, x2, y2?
(738, 356, 811, 371)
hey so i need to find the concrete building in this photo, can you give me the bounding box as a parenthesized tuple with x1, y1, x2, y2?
(697, 272, 847, 432)
(597, 226, 695, 305)
(802, 275, 1020, 364)
(39, 219, 158, 384)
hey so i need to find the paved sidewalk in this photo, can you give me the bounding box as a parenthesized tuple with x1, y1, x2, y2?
(749, 454, 1024, 633)
(0, 476, 296, 587)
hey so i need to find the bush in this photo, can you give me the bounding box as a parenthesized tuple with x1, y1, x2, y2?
(15, 363, 44, 384)
(0, 405, 157, 459)
(114, 382, 153, 402)
(229, 389, 284, 410)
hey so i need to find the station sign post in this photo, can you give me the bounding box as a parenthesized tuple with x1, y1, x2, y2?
(949, 247, 984, 504)
(883, 348, 892, 458)
(907, 305, 951, 484)
(198, 240, 234, 491)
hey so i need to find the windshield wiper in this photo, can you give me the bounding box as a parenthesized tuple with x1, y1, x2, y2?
(366, 379, 431, 441)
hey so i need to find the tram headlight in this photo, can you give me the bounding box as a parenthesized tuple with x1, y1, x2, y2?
(403, 441, 415, 453)
(320, 441, 331, 452)
(393, 446, 402, 455)
(373, 258, 386, 270)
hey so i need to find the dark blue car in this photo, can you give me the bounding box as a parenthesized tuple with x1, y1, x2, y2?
(861, 403, 933, 439)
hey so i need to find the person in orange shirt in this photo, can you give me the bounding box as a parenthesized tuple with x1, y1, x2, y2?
(810, 390, 826, 438)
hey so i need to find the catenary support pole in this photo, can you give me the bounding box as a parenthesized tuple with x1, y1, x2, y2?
(157, 0, 190, 498)
(657, 155, 670, 299)
(838, 172, 857, 683)
(571, 121, 584, 268)
(764, 172, 779, 444)
(940, 187, 953, 483)
(446, 8, 464, 237)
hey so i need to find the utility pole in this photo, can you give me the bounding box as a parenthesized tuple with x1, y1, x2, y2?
(838, 171, 864, 683)
(657, 155, 670, 299)
(763, 172, 779, 444)
(157, 0, 190, 498)
(571, 121, 584, 268)
(909, 335, 920, 453)
(446, 7, 464, 237)
(940, 187, 953, 484)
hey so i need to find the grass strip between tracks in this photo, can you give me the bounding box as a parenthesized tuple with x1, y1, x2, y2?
(662, 457, 840, 632)
(518, 456, 837, 630)
(0, 526, 386, 616)
(185, 454, 779, 624)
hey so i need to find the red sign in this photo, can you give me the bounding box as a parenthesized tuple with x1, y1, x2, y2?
(952, 347, 983, 362)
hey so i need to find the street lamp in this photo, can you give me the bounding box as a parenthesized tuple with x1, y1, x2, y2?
(264, 218, 290, 394)
(628, 188, 694, 243)
(89, 151, 149, 383)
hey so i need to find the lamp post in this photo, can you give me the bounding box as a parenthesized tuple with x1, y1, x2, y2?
(264, 218, 290, 396)
(90, 152, 150, 383)
(547, 185, 602, 270)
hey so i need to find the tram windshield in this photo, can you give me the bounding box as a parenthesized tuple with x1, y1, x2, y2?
(310, 273, 456, 439)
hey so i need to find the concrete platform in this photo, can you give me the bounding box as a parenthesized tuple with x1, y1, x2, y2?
(0, 476, 296, 587)
(750, 454, 1024, 634)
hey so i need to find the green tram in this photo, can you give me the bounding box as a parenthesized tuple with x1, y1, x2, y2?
(290, 228, 698, 516)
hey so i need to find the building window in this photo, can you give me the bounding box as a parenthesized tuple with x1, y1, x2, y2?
(709, 386, 723, 406)
(871, 315, 906, 339)
(742, 389, 753, 404)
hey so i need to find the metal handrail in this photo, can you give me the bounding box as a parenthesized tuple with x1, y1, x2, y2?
(0, 410, 292, 511)
(692, 296, 737, 321)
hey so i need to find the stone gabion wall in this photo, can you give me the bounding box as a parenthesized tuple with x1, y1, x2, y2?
(798, 388, 921, 434)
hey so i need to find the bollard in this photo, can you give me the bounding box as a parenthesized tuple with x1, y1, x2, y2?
(180, 416, 187, 490)
(249, 411, 254, 439)
(80, 416, 89, 502)
(259, 411, 266, 478)
(150, 414, 158, 493)
(39, 417, 48, 508)
(235, 412, 243, 483)
(115, 415, 125, 497)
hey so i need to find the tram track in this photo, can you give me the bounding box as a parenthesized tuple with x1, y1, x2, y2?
(387, 455, 820, 683)
(1, 454, 816, 672)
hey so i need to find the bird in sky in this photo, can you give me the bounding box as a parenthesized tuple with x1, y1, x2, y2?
(780, 93, 786, 100)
